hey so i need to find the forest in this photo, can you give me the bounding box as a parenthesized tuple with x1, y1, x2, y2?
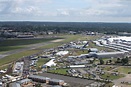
(0, 22, 131, 34)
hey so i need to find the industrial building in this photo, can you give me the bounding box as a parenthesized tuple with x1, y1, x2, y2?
(17, 34, 34, 38)
(17, 79, 32, 87)
(89, 52, 125, 58)
(49, 79, 64, 85)
(10, 79, 32, 87)
(69, 65, 86, 68)
(94, 36, 131, 53)
(28, 75, 49, 83)
(10, 82, 20, 87)
(28, 75, 65, 86)
(88, 48, 98, 53)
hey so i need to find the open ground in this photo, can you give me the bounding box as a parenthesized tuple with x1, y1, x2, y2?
(0, 34, 96, 69)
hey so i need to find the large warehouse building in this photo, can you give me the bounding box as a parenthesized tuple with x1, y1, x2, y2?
(89, 51, 126, 58)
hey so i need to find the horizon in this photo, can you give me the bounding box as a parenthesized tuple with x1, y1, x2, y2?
(0, 21, 131, 23)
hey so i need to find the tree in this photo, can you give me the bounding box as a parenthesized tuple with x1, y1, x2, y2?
(99, 58, 104, 65)
(116, 58, 121, 63)
(109, 60, 112, 64)
(121, 57, 129, 65)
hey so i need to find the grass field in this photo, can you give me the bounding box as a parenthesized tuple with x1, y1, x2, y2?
(48, 68, 68, 75)
(38, 35, 85, 49)
(100, 72, 124, 80)
(87, 41, 114, 52)
(0, 38, 60, 52)
(0, 38, 61, 46)
(87, 35, 101, 40)
(73, 49, 88, 55)
(104, 83, 114, 87)
(102, 66, 116, 71)
(0, 46, 23, 52)
(36, 58, 50, 71)
(0, 49, 41, 66)
(114, 66, 131, 74)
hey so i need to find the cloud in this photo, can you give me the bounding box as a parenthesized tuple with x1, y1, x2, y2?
(12, 6, 41, 16)
(0, 0, 52, 15)
(55, 0, 131, 17)
(0, 0, 131, 22)
(0, 0, 15, 14)
(82, 0, 131, 17)
(57, 8, 77, 16)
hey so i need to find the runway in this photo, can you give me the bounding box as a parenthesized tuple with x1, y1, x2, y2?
(0, 41, 51, 59)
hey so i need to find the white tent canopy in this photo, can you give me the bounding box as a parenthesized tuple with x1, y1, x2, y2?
(44, 59, 56, 67)
(56, 51, 69, 56)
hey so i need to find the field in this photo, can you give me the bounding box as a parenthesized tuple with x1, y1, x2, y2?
(36, 58, 50, 71)
(102, 66, 116, 71)
(104, 83, 114, 87)
(0, 38, 60, 52)
(87, 41, 114, 52)
(0, 49, 41, 66)
(0, 38, 61, 46)
(100, 72, 124, 80)
(0, 34, 87, 69)
(0, 35, 105, 70)
(48, 68, 68, 75)
(113, 66, 131, 74)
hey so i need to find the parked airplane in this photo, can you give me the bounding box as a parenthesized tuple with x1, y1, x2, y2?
(70, 42, 88, 49)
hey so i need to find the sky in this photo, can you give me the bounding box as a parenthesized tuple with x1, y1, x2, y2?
(0, 0, 131, 22)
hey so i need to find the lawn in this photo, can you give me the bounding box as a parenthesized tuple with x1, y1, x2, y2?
(87, 41, 114, 52)
(48, 68, 68, 75)
(36, 58, 50, 71)
(100, 72, 124, 80)
(104, 82, 114, 87)
(39, 34, 85, 49)
(0, 46, 23, 52)
(39, 42, 62, 49)
(74, 49, 88, 55)
(86, 35, 101, 41)
(114, 66, 131, 74)
(0, 49, 41, 66)
(68, 49, 88, 56)
(0, 64, 9, 70)
(102, 66, 116, 71)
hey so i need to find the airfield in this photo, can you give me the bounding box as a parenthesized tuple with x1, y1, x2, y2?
(0, 34, 85, 69)
(0, 34, 131, 87)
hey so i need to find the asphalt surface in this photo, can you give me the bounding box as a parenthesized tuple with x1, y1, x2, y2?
(39, 73, 94, 87)
(0, 41, 51, 59)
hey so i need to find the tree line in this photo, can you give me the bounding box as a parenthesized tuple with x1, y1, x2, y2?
(0, 22, 131, 34)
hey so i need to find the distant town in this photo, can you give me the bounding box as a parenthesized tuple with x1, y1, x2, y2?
(0, 22, 131, 87)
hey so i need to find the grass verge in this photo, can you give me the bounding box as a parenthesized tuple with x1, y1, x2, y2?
(48, 68, 68, 75)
